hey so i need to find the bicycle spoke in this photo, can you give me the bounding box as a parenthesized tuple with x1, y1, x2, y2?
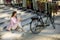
(30, 19, 43, 34)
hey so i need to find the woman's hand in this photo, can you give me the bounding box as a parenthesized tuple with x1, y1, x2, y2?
(18, 18, 22, 22)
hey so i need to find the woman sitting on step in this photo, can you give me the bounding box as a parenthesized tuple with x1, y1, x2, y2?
(6, 11, 24, 31)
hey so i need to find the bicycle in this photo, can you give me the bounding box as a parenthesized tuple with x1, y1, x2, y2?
(30, 11, 55, 34)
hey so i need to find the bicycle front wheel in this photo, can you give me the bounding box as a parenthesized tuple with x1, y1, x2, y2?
(30, 19, 43, 34)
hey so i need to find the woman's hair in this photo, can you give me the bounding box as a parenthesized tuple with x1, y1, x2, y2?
(11, 11, 17, 17)
(11, 11, 17, 19)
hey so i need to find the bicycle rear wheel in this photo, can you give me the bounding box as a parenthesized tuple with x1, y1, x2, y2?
(50, 15, 55, 29)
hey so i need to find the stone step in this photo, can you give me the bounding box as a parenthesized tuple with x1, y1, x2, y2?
(0, 22, 9, 31)
(0, 5, 5, 9)
(0, 19, 8, 24)
(0, 13, 10, 18)
(0, 19, 31, 31)
(0, 9, 13, 13)
(0, 31, 24, 40)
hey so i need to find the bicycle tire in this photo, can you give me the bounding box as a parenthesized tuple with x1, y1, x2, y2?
(30, 19, 44, 34)
(50, 15, 55, 29)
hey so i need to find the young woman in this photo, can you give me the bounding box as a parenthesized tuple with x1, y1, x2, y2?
(6, 11, 23, 31)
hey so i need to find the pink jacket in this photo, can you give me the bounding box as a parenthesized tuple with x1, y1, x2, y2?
(8, 17, 18, 27)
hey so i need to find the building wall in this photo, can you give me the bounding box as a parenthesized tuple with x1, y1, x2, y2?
(0, 0, 4, 4)
(22, 0, 26, 7)
(22, 0, 47, 10)
(22, 0, 38, 10)
(12, 0, 16, 4)
(56, 1, 60, 6)
(32, 0, 38, 10)
(32, 0, 48, 10)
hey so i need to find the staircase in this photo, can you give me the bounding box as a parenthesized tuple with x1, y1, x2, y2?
(0, 6, 36, 40)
